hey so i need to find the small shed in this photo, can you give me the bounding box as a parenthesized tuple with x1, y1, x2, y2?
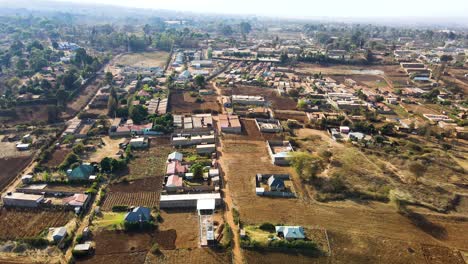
(168, 151, 183, 162)
(52, 227, 67, 243)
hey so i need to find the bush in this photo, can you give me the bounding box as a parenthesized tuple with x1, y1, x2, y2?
(21, 237, 49, 248)
(123, 221, 155, 231)
(112, 205, 129, 212)
(222, 224, 233, 248)
(150, 243, 161, 255)
(232, 208, 240, 225)
(75, 234, 83, 244)
(259, 222, 275, 233)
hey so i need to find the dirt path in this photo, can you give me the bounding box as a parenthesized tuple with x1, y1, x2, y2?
(211, 74, 245, 264)
(217, 140, 244, 264)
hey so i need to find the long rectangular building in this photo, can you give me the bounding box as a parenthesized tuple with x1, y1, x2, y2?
(159, 193, 222, 209)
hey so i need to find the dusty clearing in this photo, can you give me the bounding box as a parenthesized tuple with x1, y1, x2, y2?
(169, 91, 220, 114)
(114, 51, 170, 68)
(223, 85, 297, 110)
(86, 136, 126, 163)
(159, 209, 200, 249)
(0, 208, 73, 239)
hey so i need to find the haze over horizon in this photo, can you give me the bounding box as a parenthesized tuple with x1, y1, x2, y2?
(52, 0, 468, 19)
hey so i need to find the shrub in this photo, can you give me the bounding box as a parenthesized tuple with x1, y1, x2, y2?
(222, 224, 233, 248)
(150, 243, 161, 255)
(232, 208, 240, 225)
(259, 222, 275, 233)
(112, 205, 129, 212)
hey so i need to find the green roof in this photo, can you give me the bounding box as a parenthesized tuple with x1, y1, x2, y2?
(68, 164, 94, 180)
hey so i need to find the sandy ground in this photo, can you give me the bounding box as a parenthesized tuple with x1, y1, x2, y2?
(85, 136, 126, 163)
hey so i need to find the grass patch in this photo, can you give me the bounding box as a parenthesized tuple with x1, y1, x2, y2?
(93, 212, 126, 230)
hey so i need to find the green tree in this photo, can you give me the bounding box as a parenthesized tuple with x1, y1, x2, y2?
(194, 74, 205, 88)
(297, 99, 307, 109)
(288, 152, 322, 180)
(129, 104, 148, 124)
(105, 71, 113, 85)
(190, 163, 204, 179)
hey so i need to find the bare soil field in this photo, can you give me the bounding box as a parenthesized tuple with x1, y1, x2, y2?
(159, 209, 200, 249)
(0, 156, 33, 191)
(225, 85, 297, 110)
(0, 105, 52, 125)
(0, 140, 33, 158)
(77, 230, 152, 264)
(148, 248, 231, 264)
(273, 110, 308, 122)
(219, 132, 468, 263)
(0, 208, 73, 239)
(108, 177, 162, 193)
(296, 63, 385, 76)
(126, 137, 172, 180)
(101, 191, 160, 211)
(86, 136, 125, 163)
(64, 75, 103, 118)
(43, 147, 71, 168)
(114, 51, 170, 68)
(169, 91, 220, 114)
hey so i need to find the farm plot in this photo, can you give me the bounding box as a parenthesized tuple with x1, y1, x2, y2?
(43, 147, 71, 168)
(169, 91, 220, 114)
(101, 192, 160, 211)
(126, 137, 173, 180)
(0, 156, 33, 191)
(0, 208, 74, 240)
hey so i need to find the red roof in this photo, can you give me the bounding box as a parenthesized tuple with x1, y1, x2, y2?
(166, 161, 187, 175)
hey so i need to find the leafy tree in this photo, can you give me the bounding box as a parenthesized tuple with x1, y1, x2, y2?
(105, 71, 113, 85)
(129, 104, 148, 124)
(107, 87, 118, 117)
(100, 157, 112, 172)
(194, 74, 205, 88)
(297, 99, 307, 109)
(190, 163, 204, 179)
(288, 152, 322, 180)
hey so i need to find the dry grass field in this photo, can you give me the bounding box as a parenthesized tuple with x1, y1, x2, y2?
(115, 51, 170, 68)
(169, 91, 220, 114)
(218, 128, 468, 263)
(126, 137, 173, 180)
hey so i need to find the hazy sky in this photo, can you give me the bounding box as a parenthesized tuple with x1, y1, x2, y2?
(55, 0, 468, 18)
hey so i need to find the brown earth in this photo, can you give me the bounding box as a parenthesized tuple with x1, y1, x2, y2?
(218, 134, 468, 263)
(43, 148, 71, 168)
(0, 105, 52, 125)
(169, 91, 220, 114)
(0, 208, 73, 239)
(225, 85, 297, 110)
(0, 156, 33, 190)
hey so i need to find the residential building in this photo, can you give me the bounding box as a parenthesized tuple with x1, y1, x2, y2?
(275, 226, 305, 241)
(124, 207, 151, 223)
